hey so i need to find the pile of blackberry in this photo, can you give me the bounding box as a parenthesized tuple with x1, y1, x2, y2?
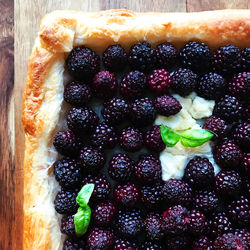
(54, 42, 249, 249)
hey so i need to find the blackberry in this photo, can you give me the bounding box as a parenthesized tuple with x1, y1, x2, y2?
(61, 215, 75, 237)
(243, 177, 250, 197)
(165, 235, 190, 250)
(66, 46, 100, 80)
(233, 122, 250, 150)
(171, 68, 197, 96)
(240, 47, 250, 71)
(187, 209, 207, 236)
(180, 41, 211, 73)
(130, 98, 156, 127)
(202, 116, 228, 138)
(113, 239, 137, 250)
(102, 44, 127, 72)
(197, 72, 226, 100)
(192, 236, 212, 250)
(128, 42, 153, 72)
(242, 153, 250, 176)
(154, 95, 182, 116)
(140, 241, 163, 250)
(101, 98, 129, 125)
(63, 238, 86, 250)
(92, 71, 118, 99)
(235, 229, 250, 248)
(144, 214, 164, 241)
(120, 71, 147, 99)
(64, 81, 92, 106)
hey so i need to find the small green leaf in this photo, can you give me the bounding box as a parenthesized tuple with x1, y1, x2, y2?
(74, 205, 91, 236)
(160, 124, 180, 147)
(76, 184, 95, 208)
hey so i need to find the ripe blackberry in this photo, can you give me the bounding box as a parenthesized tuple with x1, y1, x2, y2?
(144, 214, 164, 241)
(144, 125, 165, 153)
(188, 210, 207, 236)
(165, 235, 190, 250)
(242, 153, 250, 176)
(53, 130, 81, 157)
(240, 47, 250, 71)
(180, 41, 211, 73)
(92, 71, 118, 99)
(147, 69, 172, 94)
(128, 42, 153, 72)
(91, 123, 117, 150)
(61, 215, 75, 237)
(192, 236, 212, 250)
(102, 44, 127, 72)
(171, 68, 197, 96)
(64, 81, 92, 106)
(120, 71, 147, 99)
(63, 238, 86, 250)
(66, 46, 100, 80)
(130, 98, 156, 127)
(92, 202, 116, 226)
(116, 209, 144, 238)
(101, 98, 129, 125)
(54, 189, 78, 214)
(153, 42, 179, 69)
(87, 227, 115, 250)
(67, 107, 99, 135)
(135, 155, 162, 184)
(213, 95, 243, 122)
(235, 229, 250, 247)
(119, 127, 143, 152)
(154, 95, 182, 117)
(79, 146, 105, 173)
(53, 158, 82, 190)
(197, 72, 226, 100)
(202, 116, 228, 138)
(234, 122, 250, 150)
(162, 179, 192, 207)
(140, 241, 163, 250)
(114, 183, 139, 207)
(113, 239, 137, 250)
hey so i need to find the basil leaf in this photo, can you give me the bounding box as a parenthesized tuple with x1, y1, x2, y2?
(160, 124, 180, 147)
(76, 184, 95, 208)
(74, 205, 91, 236)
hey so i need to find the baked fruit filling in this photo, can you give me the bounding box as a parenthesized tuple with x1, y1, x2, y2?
(52, 41, 249, 249)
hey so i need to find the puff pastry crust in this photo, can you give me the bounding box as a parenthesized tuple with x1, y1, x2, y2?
(22, 9, 250, 250)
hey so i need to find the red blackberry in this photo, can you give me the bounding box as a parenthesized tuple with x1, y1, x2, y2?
(153, 42, 179, 69)
(144, 214, 164, 241)
(87, 227, 115, 250)
(240, 47, 250, 71)
(154, 95, 182, 116)
(128, 42, 153, 72)
(162, 179, 192, 207)
(108, 153, 134, 182)
(67, 107, 99, 135)
(192, 236, 212, 250)
(114, 183, 139, 207)
(66, 46, 100, 80)
(188, 209, 207, 236)
(242, 153, 250, 176)
(140, 241, 164, 250)
(63, 238, 86, 250)
(91, 123, 117, 150)
(113, 239, 137, 250)
(61, 215, 75, 237)
(144, 125, 165, 153)
(120, 71, 147, 99)
(179, 41, 211, 73)
(92, 202, 116, 226)
(102, 45, 127, 72)
(197, 72, 226, 100)
(165, 235, 190, 250)
(235, 229, 250, 248)
(64, 81, 92, 106)
(92, 71, 118, 99)
(134, 155, 161, 184)
(130, 98, 156, 127)
(147, 69, 172, 94)
(119, 127, 143, 152)
(233, 122, 250, 150)
(171, 68, 197, 96)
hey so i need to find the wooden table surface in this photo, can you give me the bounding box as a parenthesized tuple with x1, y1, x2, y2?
(0, 0, 248, 249)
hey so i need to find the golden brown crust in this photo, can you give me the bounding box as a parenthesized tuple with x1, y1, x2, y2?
(22, 9, 250, 250)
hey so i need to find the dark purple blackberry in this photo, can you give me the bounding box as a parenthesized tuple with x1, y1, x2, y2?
(144, 125, 165, 153)
(91, 123, 117, 150)
(162, 179, 192, 207)
(101, 98, 129, 125)
(92, 202, 116, 226)
(53, 158, 82, 190)
(180, 41, 211, 73)
(64, 81, 92, 106)
(116, 209, 144, 238)
(114, 183, 139, 207)
(197, 72, 226, 100)
(67, 107, 99, 135)
(188, 209, 207, 236)
(242, 153, 250, 176)
(235, 229, 250, 248)
(113, 239, 137, 250)
(165, 235, 190, 250)
(153, 42, 179, 69)
(128, 42, 153, 72)
(87, 227, 115, 250)
(243, 177, 250, 197)
(102, 45, 127, 72)
(130, 98, 156, 127)
(144, 214, 164, 241)
(233, 122, 250, 150)
(119, 127, 143, 152)
(54, 189, 78, 214)
(240, 47, 250, 71)
(154, 95, 182, 116)
(213, 95, 243, 122)
(140, 241, 164, 250)
(171, 68, 197, 96)
(120, 71, 147, 99)
(79, 146, 105, 173)
(92, 71, 118, 99)
(108, 153, 134, 182)
(66, 46, 100, 80)
(53, 130, 81, 157)
(192, 236, 212, 250)
(61, 215, 75, 237)
(135, 155, 162, 184)
(63, 238, 86, 250)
